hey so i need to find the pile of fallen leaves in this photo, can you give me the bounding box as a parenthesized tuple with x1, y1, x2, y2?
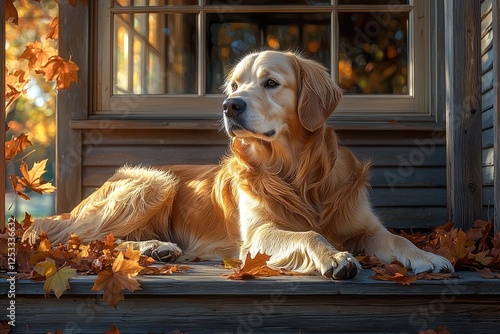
(0, 214, 189, 308)
(357, 219, 500, 285)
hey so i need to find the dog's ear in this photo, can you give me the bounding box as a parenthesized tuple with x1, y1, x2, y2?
(294, 55, 342, 132)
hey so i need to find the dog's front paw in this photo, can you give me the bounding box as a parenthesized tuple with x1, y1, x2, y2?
(321, 251, 361, 280)
(404, 251, 454, 274)
(139, 240, 183, 262)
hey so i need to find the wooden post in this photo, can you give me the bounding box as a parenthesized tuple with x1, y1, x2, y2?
(56, 1, 89, 212)
(1, 8, 6, 224)
(445, 0, 483, 230)
(493, 0, 500, 233)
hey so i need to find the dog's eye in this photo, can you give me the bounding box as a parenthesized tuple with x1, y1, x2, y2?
(265, 79, 279, 89)
(231, 82, 238, 92)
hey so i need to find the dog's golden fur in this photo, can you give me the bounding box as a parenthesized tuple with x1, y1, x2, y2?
(24, 51, 453, 278)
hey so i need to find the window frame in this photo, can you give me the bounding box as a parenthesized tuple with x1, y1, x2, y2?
(94, 0, 436, 119)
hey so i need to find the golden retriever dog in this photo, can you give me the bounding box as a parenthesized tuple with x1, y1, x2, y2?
(24, 50, 454, 279)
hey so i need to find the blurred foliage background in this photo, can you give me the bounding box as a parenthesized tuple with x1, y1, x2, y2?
(5, 0, 57, 219)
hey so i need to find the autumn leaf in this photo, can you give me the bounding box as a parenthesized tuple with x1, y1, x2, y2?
(42, 55, 79, 89)
(227, 253, 283, 280)
(5, 133, 32, 160)
(46, 17, 59, 39)
(34, 258, 77, 298)
(5, 0, 18, 24)
(17, 159, 56, 195)
(19, 41, 57, 72)
(104, 325, 121, 334)
(9, 174, 30, 201)
(419, 326, 451, 334)
(223, 257, 242, 269)
(371, 262, 417, 285)
(476, 267, 500, 279)
(91, 252, 143, 308)
(104, 233, 117, 247)
(0, 320, 10, 334)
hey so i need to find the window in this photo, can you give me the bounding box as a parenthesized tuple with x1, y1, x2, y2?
(95, 0, 432, 117)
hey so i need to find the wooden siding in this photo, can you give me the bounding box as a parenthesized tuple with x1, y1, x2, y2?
(1, 262, 499, 334)
(482, 0, 495, 220)
(78, 127, 447, 230)
(493, 0, 500, 232)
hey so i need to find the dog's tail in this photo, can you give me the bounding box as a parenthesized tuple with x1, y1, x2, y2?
(22, 166, 179, 245)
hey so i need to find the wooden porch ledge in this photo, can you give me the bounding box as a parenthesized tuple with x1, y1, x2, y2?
(2, 262, 500, 333)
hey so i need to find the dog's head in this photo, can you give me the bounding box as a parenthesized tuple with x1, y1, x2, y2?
(222, 51, 342, 142)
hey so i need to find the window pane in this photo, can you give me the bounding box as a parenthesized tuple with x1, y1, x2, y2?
(338, 11, 408, 94)
(206, 13, 331, 93)
(114, 0, 198, 6)
(338, 0, 408, 4)
(113, 13, 198, 95)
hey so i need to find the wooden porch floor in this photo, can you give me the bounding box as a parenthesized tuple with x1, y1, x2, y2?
(2, 261, 500, 334)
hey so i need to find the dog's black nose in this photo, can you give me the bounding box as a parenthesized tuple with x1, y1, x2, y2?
(222, 98, 246, 118)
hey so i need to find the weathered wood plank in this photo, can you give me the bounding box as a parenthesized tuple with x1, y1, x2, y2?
(482, 47, 493, 73)
(370, 188, 447, 207)
(483, 165, 495, 186)
(56, 1, 89, 212)
(1, 265, 499, 334)
(492, 0, 500, 232)
(376, 207, 448, 229)
(82, 145, 228, 166)
(483, 147, 494, 166)
(82, 129, 229, 146)
(482, 106, 494, 128)
(483, 127, 495, 148)
(482, 26, 494, 52)
(445, 0, 483, 229)
(482, 67, 494, 92)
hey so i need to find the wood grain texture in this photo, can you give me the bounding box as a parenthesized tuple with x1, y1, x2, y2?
(1, 263, 499, 334)
(445, 0, 484, 229)
(493, 0, 500, 232)
(56, 1, 90, 212)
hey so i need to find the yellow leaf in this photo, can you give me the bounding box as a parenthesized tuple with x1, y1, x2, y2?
(17, 159, 56, 195)
(34, 258, 57, 277)
(44, 266, 78, 298)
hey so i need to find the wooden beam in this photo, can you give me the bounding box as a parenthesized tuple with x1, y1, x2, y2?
(445, 0, 483, 230)
(1, 7, 6, 223)
(56, 1, 90, 212)
(493, 0, 500, 233)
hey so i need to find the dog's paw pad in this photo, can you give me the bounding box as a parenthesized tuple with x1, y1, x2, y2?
(141, 242, 182, 262)
(322, 253, 360, 280)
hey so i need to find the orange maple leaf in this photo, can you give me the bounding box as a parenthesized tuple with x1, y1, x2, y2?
(91, 252, 143, 308)
(5, 133, 32, 160)
(17, 159, 56, 195)
(104, 325, 121, 334)
(42, 55, 79, 89)
(227, 253, 283, 280)
(19, 41, 56, 72)
(5, 0, 18, 25)
(46, 17, 59, 40)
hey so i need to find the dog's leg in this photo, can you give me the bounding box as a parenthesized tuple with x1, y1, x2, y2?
(23, 166, 179, 246)
(240, 223, 361, 279)
(354, 213, 455, 273)
(116, 239, 182, 262)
